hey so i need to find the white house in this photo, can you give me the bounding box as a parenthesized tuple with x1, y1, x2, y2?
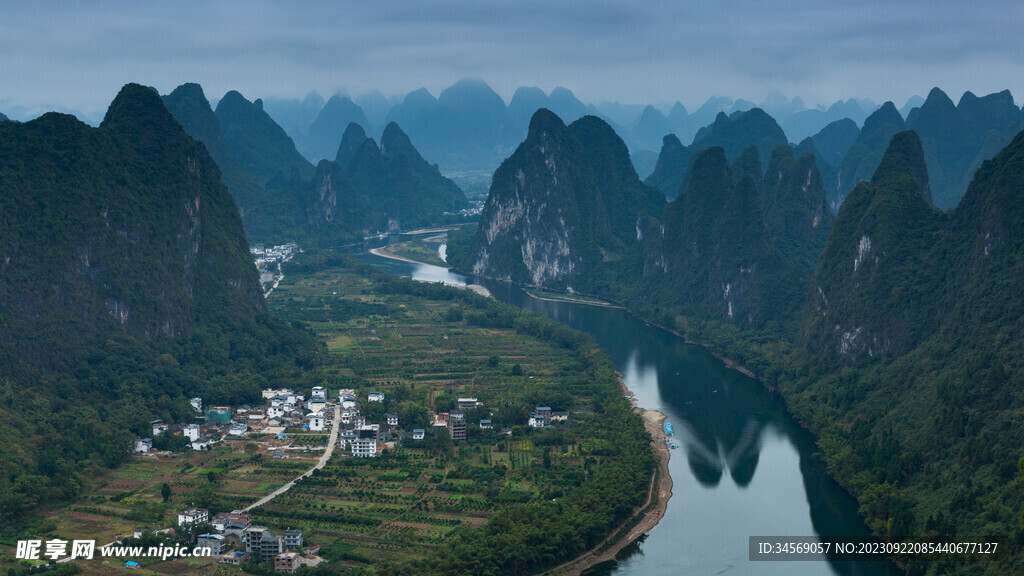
(268, 406, 285, 419)
(228, 422, 248, 437)
(308, 413, 325, 432)
(263, 387, 296, 401)
(265, 388, 298, 404)
(178, 507, 209, 526)
(339, 432, 357, 449)
(311, 386, 327, 401)
(367, 391, 384, 403)
(411, 429, 425, 440)
(351, 429, 378, 458)
(340, 409, 353, 424)
(134, 438, 153, 453)
(191, 439, 213, 451)
(151, 421, 169, 436)
(457, 398, 478, 410)
(190, 397, 203, 412)
(184, 424, 201, 441)
(386, 414, 399, 427)
(529, 406, 552, 428)
(308, 399, 327, 413)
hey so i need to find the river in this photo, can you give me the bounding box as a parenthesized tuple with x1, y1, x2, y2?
(357, 238, 899, 576)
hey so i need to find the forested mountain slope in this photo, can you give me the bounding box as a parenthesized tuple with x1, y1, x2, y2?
(0, 84, 315, 522)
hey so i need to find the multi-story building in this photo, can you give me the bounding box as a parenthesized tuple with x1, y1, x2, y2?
(351, 429, 378, 458)
(274, 552, 299, 574)
(308, 413, 325, 432)
(448, 410, 467, 441)
(283, 528, 303, 549)
(244, 526, 284, 561)
(529, 406, 552, 428)
(178, 507, 209, 526)
(197, 534, 224, 555)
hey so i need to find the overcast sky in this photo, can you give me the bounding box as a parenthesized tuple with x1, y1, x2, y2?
(2, 0, 1022, 121)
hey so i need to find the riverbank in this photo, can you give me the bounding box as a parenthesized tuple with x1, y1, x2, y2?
(398, 225, 465, 235)
(647, 321, 760, 380)
(543, 405, 673, 576)
(524, 288, 625, 309)
(368, 246, 492, 298)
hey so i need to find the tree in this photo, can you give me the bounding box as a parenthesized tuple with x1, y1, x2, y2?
(245, 442, 260, 462)
(161, 482, 171, 503)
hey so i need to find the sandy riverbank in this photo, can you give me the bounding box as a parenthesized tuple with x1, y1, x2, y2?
(368, 246, 492, 298)
(398, 225, 464, 235)
(523, 290, 625, 309)
(369, 246, 433, 265)
(543, 386, 673, 576)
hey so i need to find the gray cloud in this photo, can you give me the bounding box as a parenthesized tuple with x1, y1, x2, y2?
(0, 0, 1021, 121)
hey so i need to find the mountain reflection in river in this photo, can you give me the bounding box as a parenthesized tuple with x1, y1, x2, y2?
(358, 240, 899, 576)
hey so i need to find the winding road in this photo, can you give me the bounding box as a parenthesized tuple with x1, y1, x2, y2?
(244, 404, 341, 512)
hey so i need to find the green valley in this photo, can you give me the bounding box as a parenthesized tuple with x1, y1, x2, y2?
(11, 254, 655, 576)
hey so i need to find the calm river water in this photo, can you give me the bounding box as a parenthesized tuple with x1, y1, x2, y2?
(357, 237, 899, 576)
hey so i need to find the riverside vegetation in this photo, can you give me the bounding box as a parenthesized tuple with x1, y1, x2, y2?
(452, 107, 1024, 575)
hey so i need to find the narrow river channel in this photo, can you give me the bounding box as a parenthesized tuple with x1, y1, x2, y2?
(357, 237, 899, 576)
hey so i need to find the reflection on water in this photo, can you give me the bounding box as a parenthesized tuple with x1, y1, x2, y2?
(356, 241, 899, 576)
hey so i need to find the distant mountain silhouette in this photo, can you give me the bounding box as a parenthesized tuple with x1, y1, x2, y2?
(301, 95, 371, 163)
(906, 87, 1024, 209)
(645, 109, 787, 198)
(335, 121, 468, 231)
(832, 102, 905, 209)
(215, 90, 315, 183)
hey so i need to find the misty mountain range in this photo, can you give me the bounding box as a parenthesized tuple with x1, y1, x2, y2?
(229, 79, 1024, 213)
(162, 80, 1024, 250)
(6, 77, 1021, 213)
(256, 78, 890, 176)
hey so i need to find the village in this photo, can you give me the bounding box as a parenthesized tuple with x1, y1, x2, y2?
(129, 384, 566, 572)
(252, 243, 299, 296)
(136, 386, 564, 459)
